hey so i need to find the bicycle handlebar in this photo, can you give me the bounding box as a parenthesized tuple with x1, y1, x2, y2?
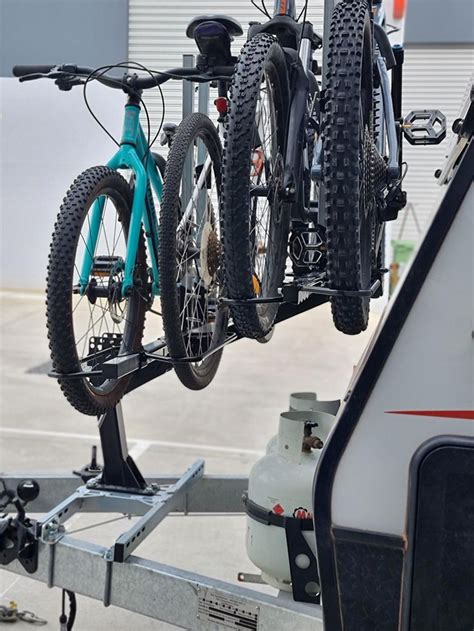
(13, 64, 56, 77)
(12, 64, 234, 91)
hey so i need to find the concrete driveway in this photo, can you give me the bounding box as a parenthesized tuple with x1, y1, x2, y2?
(0, 291, 380, 629)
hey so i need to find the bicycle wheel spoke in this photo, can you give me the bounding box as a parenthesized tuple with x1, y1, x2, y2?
(246, 69, 282, 297)
(79, 301, 99, 358)
(111, 210, 118, 258)
(79, 231, 95, 266)
(100, 198, 112, 258)
(159, 113, 226, 387)
(72, 193, 136, 369)
(177, 168, 215, 360)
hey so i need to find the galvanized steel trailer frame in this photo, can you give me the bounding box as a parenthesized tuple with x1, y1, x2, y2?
(0, 467, 323, 630)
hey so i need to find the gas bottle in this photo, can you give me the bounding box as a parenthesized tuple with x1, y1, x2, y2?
(266, 392, 339, 453)
(246, 405, 337, 591)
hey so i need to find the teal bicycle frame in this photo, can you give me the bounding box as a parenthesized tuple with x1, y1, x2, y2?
(79, 101, 163, 298)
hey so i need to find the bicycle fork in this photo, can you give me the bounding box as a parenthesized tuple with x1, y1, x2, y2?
(79, 104, 162, 299)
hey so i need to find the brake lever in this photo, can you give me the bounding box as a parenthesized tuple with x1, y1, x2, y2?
(18, 66, 64, 83)
(18, 73, 44, 82)
(54, 76, 85, 91)
(18, 69, 84, 91)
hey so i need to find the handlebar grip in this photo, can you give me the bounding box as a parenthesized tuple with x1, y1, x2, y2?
(12, 65, 55, 77)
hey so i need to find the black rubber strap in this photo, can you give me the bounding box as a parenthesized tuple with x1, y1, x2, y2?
(243, 493, 314, 531)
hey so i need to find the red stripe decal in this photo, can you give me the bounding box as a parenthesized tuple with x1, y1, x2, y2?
(386, 410, 474, 420)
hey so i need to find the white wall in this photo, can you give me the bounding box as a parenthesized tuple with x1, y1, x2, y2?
(0, 78, 123, 290)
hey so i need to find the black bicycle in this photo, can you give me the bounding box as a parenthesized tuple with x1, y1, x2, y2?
(221, 0, 445, 337)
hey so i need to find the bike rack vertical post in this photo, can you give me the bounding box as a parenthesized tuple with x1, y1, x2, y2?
(182, 54, 195, 213)
(182, 54, 195, 118)
(97, 403, 147, 490)
(198, 82, 209, 116)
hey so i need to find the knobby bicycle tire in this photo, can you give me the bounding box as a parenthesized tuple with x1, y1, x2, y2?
(323, 0, 376, 335)
(46, 167, 147, 415)
(222, 33, 290, 339)
(160, 113, 227, 389)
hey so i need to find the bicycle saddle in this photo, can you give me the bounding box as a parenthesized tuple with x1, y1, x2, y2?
(186, 15, 243, 39)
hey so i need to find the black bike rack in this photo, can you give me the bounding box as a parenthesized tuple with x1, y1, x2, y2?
(48, 290, 329, 388)
(287, 279, 382, 299)
(94, 405, 148, 491)
(48, 262, 387, 389)
(48, 267, 387, 387)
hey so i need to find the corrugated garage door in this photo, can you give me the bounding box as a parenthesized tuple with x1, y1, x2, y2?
(128, 1, 324, 135)
(129, 3, 473, 243)
(398, 45, 474, 241)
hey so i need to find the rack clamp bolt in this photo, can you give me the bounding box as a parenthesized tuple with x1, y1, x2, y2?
(42, 517, 65, 543)
(104, 549, 114, 561)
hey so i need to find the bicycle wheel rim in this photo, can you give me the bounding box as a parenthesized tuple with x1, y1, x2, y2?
(176, 157, 223, 366)
(250, 68, 283, 309)
(160, 114, 227, 381)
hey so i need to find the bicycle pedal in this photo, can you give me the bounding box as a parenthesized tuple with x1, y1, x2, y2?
(289, 228, 326, 270)
(403, 110, 446, 145)
(91, 256, 123, 277)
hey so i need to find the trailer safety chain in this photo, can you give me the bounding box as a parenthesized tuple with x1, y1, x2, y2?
(0, 601, 47, 625)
